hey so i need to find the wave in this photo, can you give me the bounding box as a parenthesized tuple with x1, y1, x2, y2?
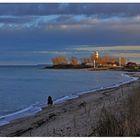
(50, 72, 139, 106)
(0, 103, 42, 126)
(0, 72, 138, 127)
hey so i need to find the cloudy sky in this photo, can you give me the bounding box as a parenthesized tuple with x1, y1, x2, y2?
(0, 3, 140, 65)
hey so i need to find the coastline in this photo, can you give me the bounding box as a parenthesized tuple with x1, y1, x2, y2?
(0, 70, 137, 126)
(0, 72, 139, 136)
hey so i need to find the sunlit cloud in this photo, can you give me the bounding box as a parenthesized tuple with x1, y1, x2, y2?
(0, 13, 140, 32)
(113, 53, 140, 58)
(72, 45, 140, 63)
(33, 50, 69, 55)
(74, 45, 140, 51)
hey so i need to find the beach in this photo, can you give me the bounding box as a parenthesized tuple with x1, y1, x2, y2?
(0, 72, 140, 137)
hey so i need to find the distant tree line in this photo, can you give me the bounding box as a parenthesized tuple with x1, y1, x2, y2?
(51, 53, 127, 66)
(52, 56, 79, 65)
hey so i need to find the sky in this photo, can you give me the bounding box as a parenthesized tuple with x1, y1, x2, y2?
(0, 3, 140, 65)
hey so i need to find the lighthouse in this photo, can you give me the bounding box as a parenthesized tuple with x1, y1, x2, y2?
(93, 51, 99, 69)
(95, 51, 99, 59)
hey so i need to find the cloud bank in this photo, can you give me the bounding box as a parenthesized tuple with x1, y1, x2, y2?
(0, 4, 140, 64)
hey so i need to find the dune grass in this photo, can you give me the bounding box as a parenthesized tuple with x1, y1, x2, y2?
(95, 87, 140, 136)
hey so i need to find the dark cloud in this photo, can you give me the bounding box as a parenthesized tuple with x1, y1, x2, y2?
(0, 16, 37, 24)
(54, 15, 74, 23)
(0, 18, 140, 49)
(0, 3, 140, 31)
(0, 3, 139, 51)
(0, 3, 140, 18)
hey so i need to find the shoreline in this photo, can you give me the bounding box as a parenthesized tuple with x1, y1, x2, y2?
(0, 71, 138, 127)
(0, 72, 139, 136)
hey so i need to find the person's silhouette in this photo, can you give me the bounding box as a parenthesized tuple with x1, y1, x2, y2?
(48, 96, 53, 105)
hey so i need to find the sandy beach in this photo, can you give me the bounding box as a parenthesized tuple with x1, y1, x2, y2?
(0, 72, 140, 137)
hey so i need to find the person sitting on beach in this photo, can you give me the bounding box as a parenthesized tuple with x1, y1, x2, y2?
(48, 96, 53, 105)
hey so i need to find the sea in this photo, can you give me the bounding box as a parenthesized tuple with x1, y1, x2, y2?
(0, 65, 138, 126)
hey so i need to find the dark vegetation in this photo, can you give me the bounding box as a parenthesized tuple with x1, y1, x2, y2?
(45, 64, 93, 69)
(123, 62, 140, 72)
(94, 87, 140, 136)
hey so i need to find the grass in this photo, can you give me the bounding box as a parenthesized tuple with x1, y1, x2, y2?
(94, 87, 140, 136)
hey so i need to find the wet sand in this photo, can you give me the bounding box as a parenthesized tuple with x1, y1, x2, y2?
(0, 72, 140, 137)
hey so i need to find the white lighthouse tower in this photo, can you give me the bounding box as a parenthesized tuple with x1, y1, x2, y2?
(95, 51, 99, 59)
(93, 51, 99, 69)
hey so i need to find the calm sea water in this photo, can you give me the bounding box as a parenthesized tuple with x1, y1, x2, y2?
(0, 66, 135, 120)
